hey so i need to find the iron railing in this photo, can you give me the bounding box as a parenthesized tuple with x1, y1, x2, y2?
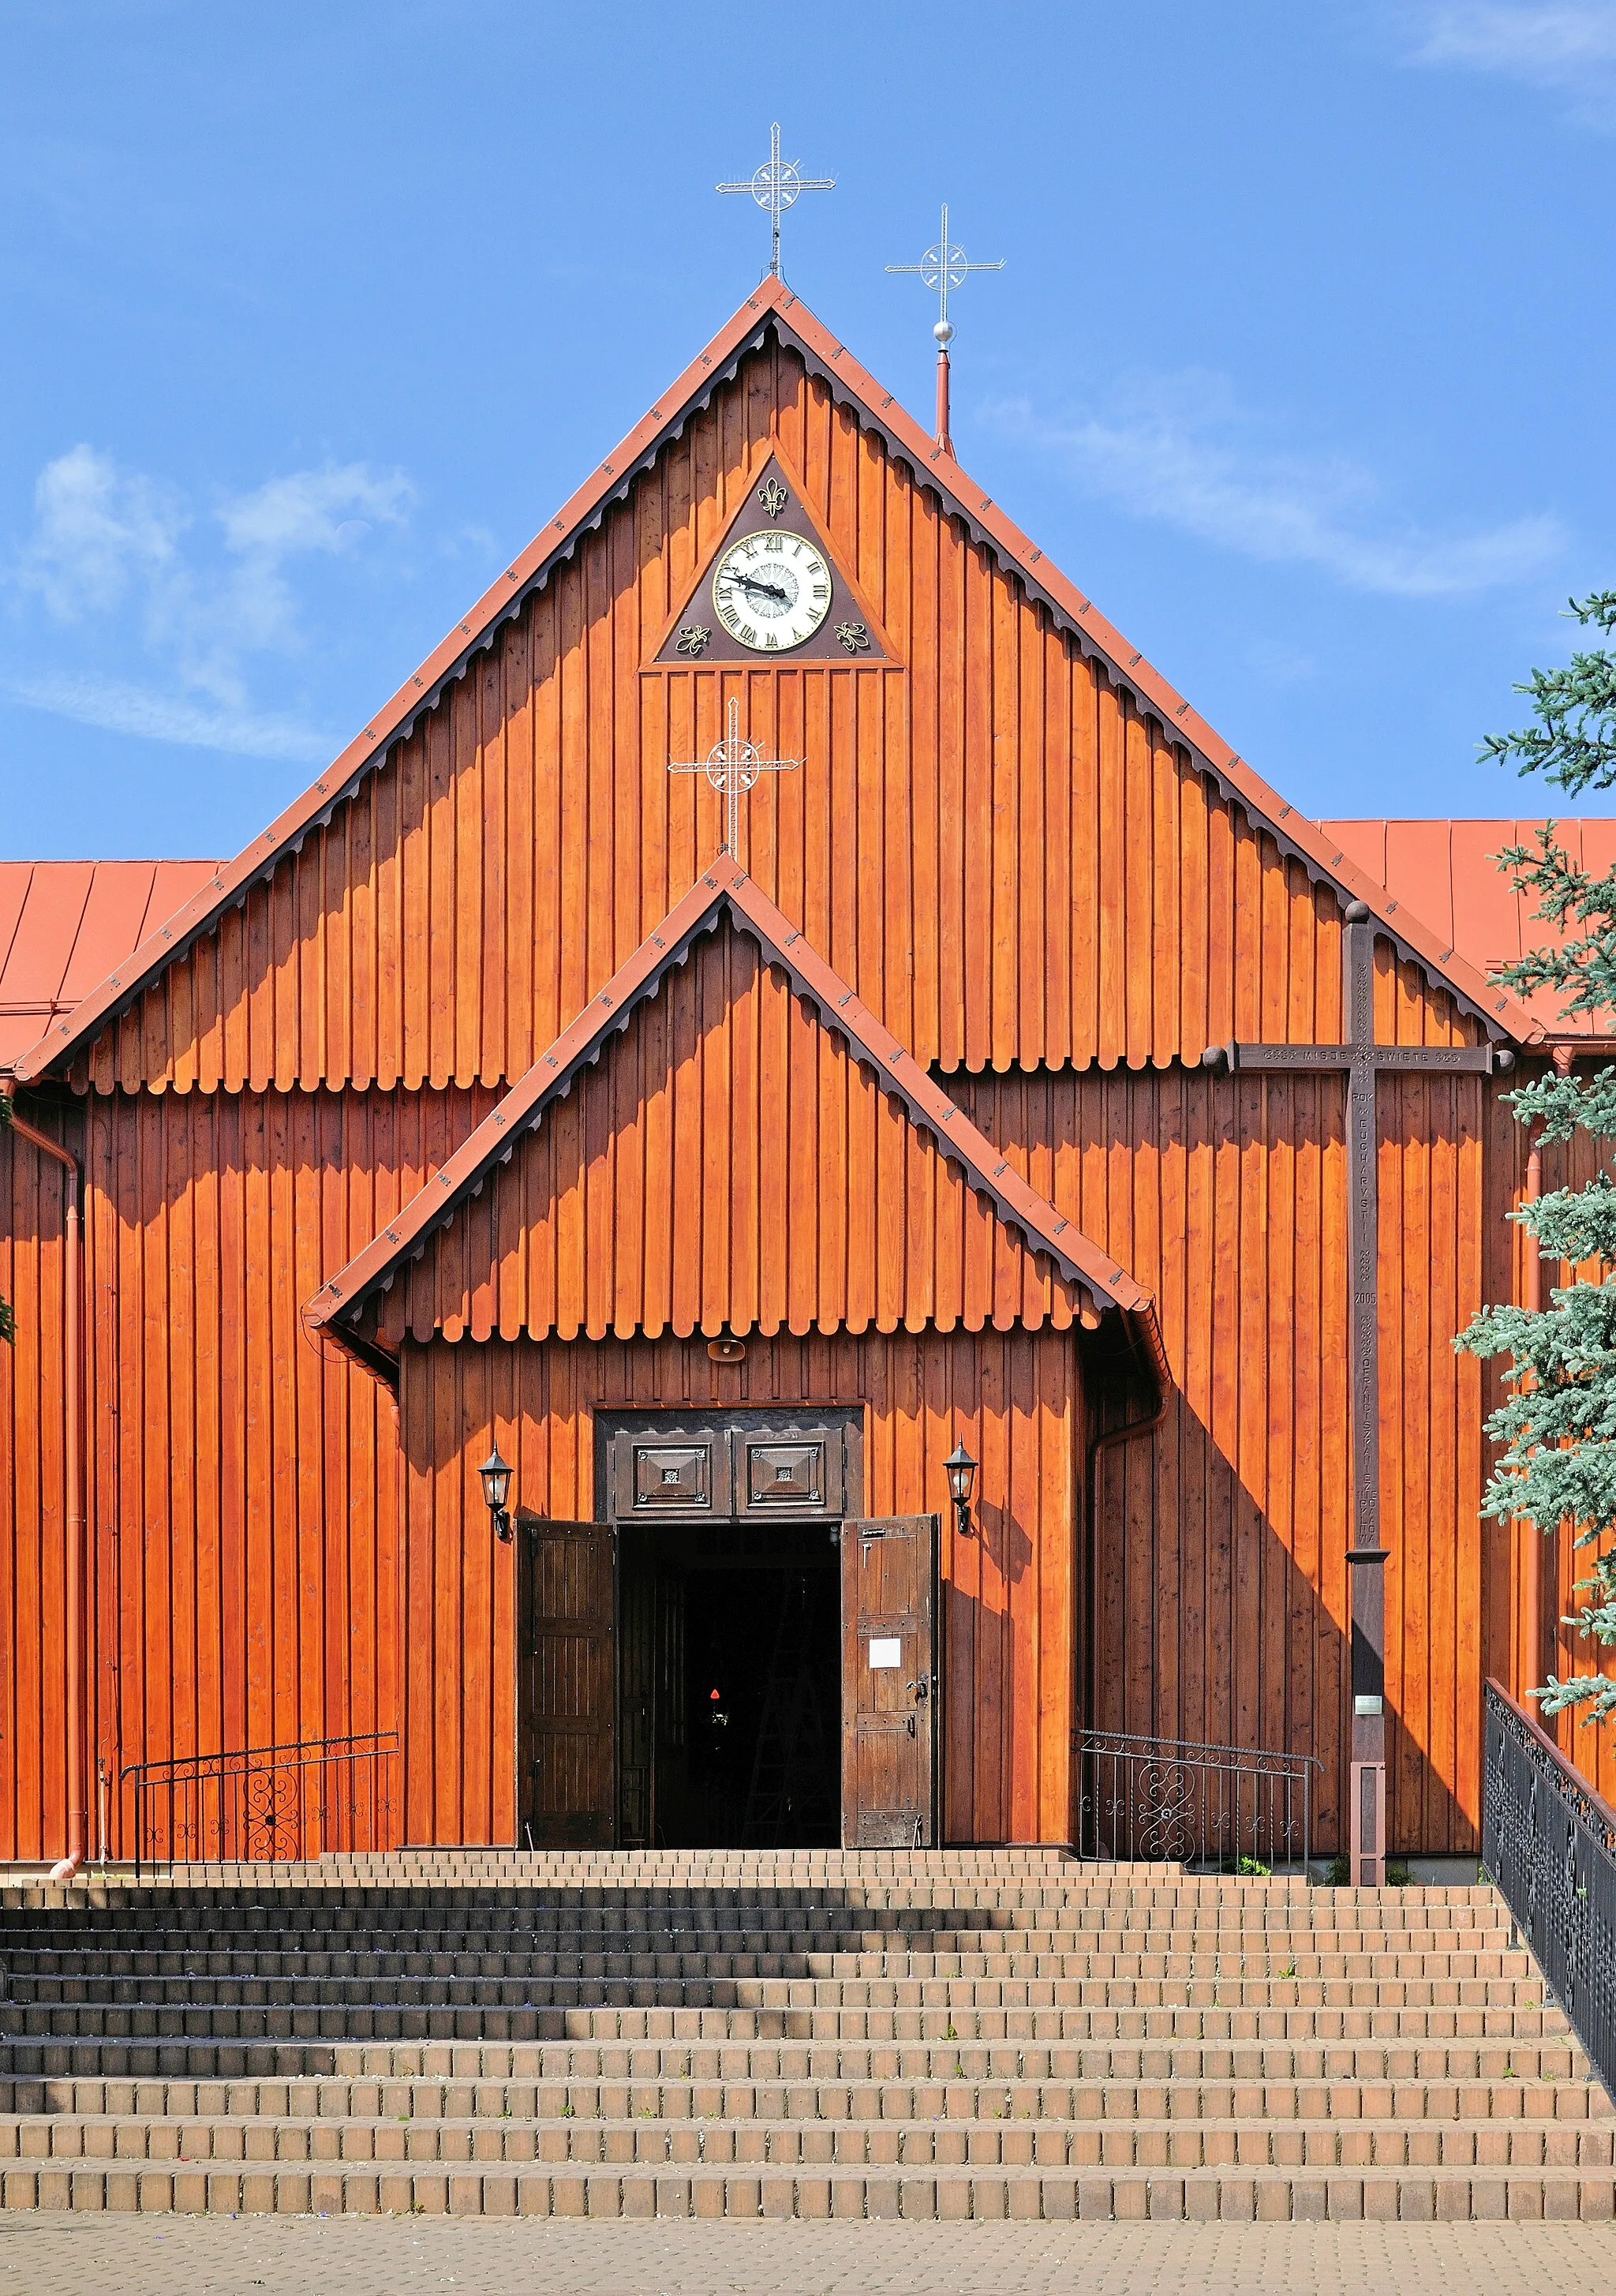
(121, 1731, 398, 1875)
(1075, 1728, 1321, 1870)
(1482, 1676, 1616, 2102)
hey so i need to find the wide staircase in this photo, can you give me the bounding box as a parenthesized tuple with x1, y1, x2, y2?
(0, 1848, 1607, 2222)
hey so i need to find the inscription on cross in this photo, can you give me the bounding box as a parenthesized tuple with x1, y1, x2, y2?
(1203, 898, 1514, 1886)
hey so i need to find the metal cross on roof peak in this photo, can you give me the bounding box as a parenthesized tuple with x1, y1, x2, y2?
(669, 696, 800, 859)
(717, 122, 836, 282)
(885, 202, 1005, 340)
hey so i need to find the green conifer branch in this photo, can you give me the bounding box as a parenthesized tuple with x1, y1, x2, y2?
(1456, 590, 1616, 1717)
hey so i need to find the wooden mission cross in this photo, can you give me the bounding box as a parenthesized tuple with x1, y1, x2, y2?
(1203, 899, 1513, 1886)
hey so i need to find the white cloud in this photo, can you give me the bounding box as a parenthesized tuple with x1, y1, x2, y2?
(178, 463, 413, 702)
(1393, 2, 1616, 117)
(7, 448, 412, 757)
(1413, 2, 1616, 72)
(219, 466, 411, 560)
(987, 376, 1565, 599)
(6, 670, 330, 763)
(20, 445, 182, 620)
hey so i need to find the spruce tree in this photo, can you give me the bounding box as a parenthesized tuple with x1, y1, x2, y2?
(1457, 590, 1616, 1721)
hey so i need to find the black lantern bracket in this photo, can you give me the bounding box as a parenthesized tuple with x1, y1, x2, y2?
(944, 1440, 978, 1540)
(479, 1445, 514, 1542)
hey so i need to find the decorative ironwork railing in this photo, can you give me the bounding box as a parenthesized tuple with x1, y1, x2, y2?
(1482, 1677, 1616, 2103)
(121, 1731, 398, 1875)
(1075, 1729, 1321, 1870)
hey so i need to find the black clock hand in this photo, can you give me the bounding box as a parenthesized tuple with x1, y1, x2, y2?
(727, 571, 791, 606)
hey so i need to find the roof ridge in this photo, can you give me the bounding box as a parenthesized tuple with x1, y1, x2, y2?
(14, 278, 1542, 1077)
(305, 855, 1151, 1354)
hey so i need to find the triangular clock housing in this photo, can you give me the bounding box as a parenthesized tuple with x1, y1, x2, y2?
(647, 447, 898, 669)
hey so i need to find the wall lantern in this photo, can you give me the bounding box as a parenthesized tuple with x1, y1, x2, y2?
(944, 1440, 978, 1539)
(479, 1445, 514, 1542)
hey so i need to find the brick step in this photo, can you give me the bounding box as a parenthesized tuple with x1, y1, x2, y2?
(31, 1900, 1296, 1922)
(0, 1912, 1523, 1936)
(0, 1974, 1542, 2011)
(3, 2071, 1606, 2122)
(0, 1965, 1542, 2002)
(0, 1933, 1529, 1967)
(0, 1891, 1357, 1916)
(0, 1934, 1523, 1974)
(5, 1878, 1186, 1908)
(329, 1848, 1089, 1863)
(2, 1999, 1569, 2047)
(2, 1883, 1504, 1918)
(0, 1867, 1572, 2228)
(2, 2157, 1610, 2220)
(0, 2035, 1588, 2083)
(6, 2110, 1614, 2173)
(4, 1869, 1494, 1892)
(0, 1882, 1515, 1901)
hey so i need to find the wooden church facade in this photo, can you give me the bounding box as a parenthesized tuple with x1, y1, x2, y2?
(0, 279, 1570, 1871)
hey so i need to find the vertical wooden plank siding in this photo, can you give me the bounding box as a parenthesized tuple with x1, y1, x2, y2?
(373, 923, 1082, 1350)
(0, 1112, 73, 1860)
(82, 345, 1373, 1103)
(65, 1091, 413, 1863)
(3, 317, 1564, 1866)
(397, 1329, 1083, 1848)
(964, 951, 1512, 1855)
(2, 1034, 1555, 1859)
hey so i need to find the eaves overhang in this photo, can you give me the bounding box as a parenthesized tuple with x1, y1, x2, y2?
(15, 278, 1543, 1081)
(304, 853, 1153, 1358)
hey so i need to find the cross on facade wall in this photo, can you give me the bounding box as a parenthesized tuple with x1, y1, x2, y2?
(1203, 898, 1513, 1886)
(668, 695, 799, 860)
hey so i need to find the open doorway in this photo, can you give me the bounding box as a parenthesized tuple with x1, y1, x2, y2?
(617, 1522, 840, 1848)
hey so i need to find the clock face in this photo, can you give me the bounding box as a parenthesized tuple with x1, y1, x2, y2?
(711, 530, 833, 652)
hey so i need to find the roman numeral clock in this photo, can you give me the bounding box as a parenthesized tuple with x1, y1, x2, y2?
(648, 453, 893, 669)
(712, 526, 832, 652)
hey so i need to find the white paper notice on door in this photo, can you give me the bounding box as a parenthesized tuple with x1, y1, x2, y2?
(868, 1638, 902, 1669)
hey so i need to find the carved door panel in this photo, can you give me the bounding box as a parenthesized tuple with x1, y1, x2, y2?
(731, 1426, 844, 1518)
(516, 1519, 616, 1849)
(840, 1515, 941, 1848)
(614, 1427, 728, 1518)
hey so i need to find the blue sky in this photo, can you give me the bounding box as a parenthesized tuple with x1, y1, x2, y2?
(1, 0, 1612, 860)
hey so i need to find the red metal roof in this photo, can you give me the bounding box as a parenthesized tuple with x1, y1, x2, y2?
(15, 278, 1545, 1082)
(0, 860, 218, 1073)
(1326, 820, 1616, 1041)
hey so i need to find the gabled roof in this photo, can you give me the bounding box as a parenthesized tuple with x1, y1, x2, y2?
(13, 279, 1542, 1084)
(1328, 818, 1616, 1044)
(305, 854, 1154, 1361)
(0, 859, 218, 1072)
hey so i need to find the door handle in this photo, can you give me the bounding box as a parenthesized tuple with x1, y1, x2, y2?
(906, 1679, 929, 1702)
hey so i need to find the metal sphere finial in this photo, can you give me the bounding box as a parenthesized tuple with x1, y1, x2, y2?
(887, 203, 1005, 334)
(933, 319, 955, 346)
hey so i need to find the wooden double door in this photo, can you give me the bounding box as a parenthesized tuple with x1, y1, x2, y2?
(514, 1412, 941, 1849)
